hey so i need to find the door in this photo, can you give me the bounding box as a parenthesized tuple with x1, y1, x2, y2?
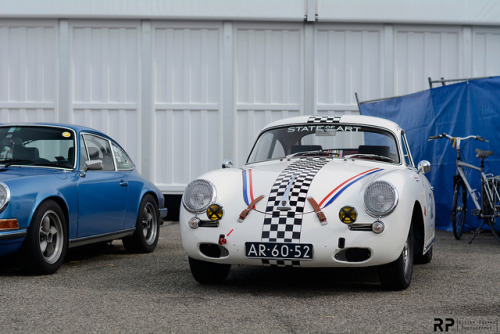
(76, 134, 129, 237)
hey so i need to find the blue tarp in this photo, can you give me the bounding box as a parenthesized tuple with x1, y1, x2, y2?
(359, 76, 500, 231)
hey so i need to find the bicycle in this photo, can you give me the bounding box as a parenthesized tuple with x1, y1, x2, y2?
(428, 133, 500, 243)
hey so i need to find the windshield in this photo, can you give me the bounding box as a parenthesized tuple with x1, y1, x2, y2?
(247, 123, 400, 164)
(0, 126, 76, 169)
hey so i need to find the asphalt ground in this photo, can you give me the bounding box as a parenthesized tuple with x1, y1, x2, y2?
(0, 222, 499, 334)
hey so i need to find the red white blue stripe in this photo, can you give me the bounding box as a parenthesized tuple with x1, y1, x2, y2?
(242, 169, 255, 206)
(319, 168, 383, 208)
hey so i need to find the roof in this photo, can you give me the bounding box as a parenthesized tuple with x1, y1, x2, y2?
(0, 122, 102, 134)
(261, 114, 403, 134)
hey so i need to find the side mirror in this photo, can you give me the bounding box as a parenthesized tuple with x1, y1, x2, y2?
(221, 159, 233, 169)
(417, 160, 431, 174)
(85, 160, 103, 171)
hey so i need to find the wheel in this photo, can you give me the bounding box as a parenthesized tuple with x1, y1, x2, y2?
(188, 257, 231, 284)
(24, 200, 68, 274)
(451, 181, 467, 240)
(414, 245, 433, 264)
(379, 226, 414, 290)
(122, 194, 160, 253)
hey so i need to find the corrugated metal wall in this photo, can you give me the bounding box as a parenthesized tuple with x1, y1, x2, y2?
(1, 16, 500, 193)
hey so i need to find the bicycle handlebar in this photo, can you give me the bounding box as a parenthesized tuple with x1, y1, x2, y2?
(428, 132, 489, 142)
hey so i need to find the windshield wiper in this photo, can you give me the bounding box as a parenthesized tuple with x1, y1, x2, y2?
(0, 159, 33, 167)
(345, 154, 395, 163)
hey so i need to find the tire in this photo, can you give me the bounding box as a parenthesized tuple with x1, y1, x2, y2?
(379, 226, 414, 290)
(451, 181, 467, 240)
(414, 245, 433, 264)
(122, 194, 160, 253)
(188, 257, 231, 284)
(24, 200, 68, 274)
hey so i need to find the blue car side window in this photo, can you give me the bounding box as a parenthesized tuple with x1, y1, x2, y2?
(82, 134, 115, 172)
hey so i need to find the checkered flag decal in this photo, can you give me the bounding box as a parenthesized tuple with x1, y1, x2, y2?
(307, 115, 341, 123)
(261, 157, 331, 267)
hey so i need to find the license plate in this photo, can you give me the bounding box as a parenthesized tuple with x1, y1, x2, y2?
(245, 242, 313, 260)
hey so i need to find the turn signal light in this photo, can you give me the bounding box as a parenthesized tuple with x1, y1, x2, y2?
(0, 219, 19, 230)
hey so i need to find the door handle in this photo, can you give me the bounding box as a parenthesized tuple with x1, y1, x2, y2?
(120, 180, 128, 187)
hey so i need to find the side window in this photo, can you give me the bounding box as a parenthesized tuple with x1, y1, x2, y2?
(112, 143, 135, 170)
(82, 134, 115, 171)
(401, 133, 414, 167)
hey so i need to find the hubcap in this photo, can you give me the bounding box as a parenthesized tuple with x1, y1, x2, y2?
(402, 238, 410, 276)
(141, 202, 158, 245)
(39, 210, 64, 264)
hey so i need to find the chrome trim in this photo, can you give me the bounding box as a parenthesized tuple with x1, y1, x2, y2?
(221, 159, 233, 169)
(417, 160, 431, 174)
(363, 181, 399, 217)
(68, 228, 135, 248)
(159, 207, 168, 219)
(348, 224, 373, 231)
(423, 236, 436, 253)
(0, 182, 11, 213)
(0, 229, 27, 240)
(182, 179, 217, 213)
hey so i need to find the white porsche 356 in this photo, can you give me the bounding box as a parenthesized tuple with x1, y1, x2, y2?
(180, 115, 435, 290)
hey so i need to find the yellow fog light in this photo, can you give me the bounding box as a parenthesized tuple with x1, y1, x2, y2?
(206, 204, 224, 221)
(0, 219, 19, 230)
(339, 206, 357, 224)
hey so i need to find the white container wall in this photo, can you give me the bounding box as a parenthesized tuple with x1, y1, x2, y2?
(1, 1, 500, 194)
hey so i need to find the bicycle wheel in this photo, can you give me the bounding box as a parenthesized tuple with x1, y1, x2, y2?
(482, 178, 500, 242)
(451, 181, 467, 240)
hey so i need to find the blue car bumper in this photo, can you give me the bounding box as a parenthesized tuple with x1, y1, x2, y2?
(0, 229, 27, 256)
(159, 208, 168, 219)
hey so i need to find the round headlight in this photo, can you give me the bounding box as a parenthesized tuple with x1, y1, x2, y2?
(182, 179, 216, 213)
(0, 182, 10, 213)
(364, 181, 398, 217)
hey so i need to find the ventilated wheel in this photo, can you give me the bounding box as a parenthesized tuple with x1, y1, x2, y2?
(24, 200, 67, 274)
(122, 194, 160, 253)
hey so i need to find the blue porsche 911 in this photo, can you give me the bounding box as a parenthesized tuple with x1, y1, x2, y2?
(0, 123, 167, 274)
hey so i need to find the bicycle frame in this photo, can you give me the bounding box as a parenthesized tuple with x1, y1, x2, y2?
(456, 160, 497, 218)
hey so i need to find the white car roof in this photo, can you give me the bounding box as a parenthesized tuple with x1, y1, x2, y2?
(262, 115, 402, 134)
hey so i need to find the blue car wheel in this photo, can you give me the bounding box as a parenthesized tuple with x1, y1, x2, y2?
(24, 200, 68, 274)
(122, 194, 160, 253)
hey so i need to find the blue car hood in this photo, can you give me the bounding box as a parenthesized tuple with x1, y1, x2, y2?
(0, 167, 70, 182)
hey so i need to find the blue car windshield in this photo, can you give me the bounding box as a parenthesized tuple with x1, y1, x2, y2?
(0, 126, 76, 169)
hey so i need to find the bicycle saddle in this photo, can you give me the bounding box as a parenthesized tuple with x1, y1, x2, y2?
(475, 148, 493, 159)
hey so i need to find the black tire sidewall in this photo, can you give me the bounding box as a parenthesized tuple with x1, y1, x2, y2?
(379, 226, 414, 290)
(123, 194, 160, 253)
(452, 182, 467, 239)
(25, 200, 67, 274)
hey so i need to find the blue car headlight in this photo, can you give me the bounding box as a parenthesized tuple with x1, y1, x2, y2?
(182, 179, 216, 213)
(364, 181, 398, 217)
(0, 182, 10, 213)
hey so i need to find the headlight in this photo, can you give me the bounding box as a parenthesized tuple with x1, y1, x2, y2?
(0, 182, 10, 213)
(182, 179, 216, 213)
(364, 181, 398, 217)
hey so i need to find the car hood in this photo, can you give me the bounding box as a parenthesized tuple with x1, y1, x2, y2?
(211, 157, 401, 213)
(0, 166, 70, 182)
